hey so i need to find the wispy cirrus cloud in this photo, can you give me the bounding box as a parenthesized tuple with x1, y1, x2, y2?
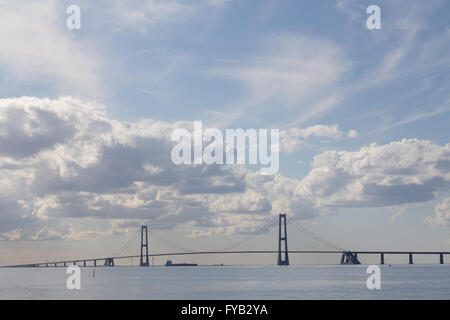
(209, 34, 351, 126)
(106, 0, 195, 34)
(377, 100, 450, 132)
(0, 0, 104, 97)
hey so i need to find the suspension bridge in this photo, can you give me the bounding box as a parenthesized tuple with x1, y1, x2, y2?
(2, 214, 449, 267)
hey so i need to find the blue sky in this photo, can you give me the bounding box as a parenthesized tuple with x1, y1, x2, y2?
(0, 0, 449, 265)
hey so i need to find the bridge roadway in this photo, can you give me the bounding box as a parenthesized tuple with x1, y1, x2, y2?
(2, 250, 450, 267)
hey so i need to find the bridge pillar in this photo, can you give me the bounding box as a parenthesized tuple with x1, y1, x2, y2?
(409, 253, 413, 265)
(380, 253, 385, 265)
(140, 225, 150, 266)
(277, 214, 289, 266)
(440, 253, 444, 265)
(340, 251, 361, 265)
(104, 258, 115, 267)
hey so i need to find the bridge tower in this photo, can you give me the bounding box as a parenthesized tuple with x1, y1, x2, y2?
(277, 214, 289, 266)
(140, 225, 150, 266)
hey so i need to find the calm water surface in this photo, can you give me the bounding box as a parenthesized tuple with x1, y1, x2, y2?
(0, 265, 449, 299)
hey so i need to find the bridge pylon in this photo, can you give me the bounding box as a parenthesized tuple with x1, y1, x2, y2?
(140, 225, 150, 266)
(277, 214, 289, 266)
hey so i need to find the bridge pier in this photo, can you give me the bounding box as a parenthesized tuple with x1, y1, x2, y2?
(380, 253, 385, 265)
(409, 253, 413, 265)
(340, 251, 361, 264)
(440, 253, 444, 264)
(104, 258, 115, 267)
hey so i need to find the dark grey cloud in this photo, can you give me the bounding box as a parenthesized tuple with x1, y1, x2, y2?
(0, 106, 75, 158)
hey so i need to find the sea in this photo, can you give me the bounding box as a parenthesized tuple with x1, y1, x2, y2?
(0, 265, 449, 300)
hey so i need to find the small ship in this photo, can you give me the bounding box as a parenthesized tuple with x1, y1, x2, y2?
(165, 260, 197, 266)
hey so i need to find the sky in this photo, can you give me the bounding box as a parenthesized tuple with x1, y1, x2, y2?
(0, 0, 449, 265)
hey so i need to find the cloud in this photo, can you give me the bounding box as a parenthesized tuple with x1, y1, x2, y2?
(31, 227, 65, 241)
(301, 139, 450, 207)
(333, 0, 450, 137)
(0, 1, 103, 96)
(0, 229, 21, 241)
(87, 0, 231, 35)
(335, 0, 365, 23)
(280, 124, 357, 153)
(378, 101, 450, 132)
(106, 0, 194, 34)
(425, 198, 450, 226)
(210, 34, 350, 125)
(0, 97, 448, 241)
(0, 0, 230, 99)
(347, 130, 358, 138)
(0, 96, 325, 240)
(206, 0, 232, 7)
(209, 189, 272, 214)
(0, 97, 275, 240)
(0, 98, 78, 159)
(389, 206, 407, 221)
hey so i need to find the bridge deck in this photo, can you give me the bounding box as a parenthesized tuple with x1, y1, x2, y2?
(2, 250, 450, 268)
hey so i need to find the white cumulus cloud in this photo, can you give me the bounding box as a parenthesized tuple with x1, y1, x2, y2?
(425, 198, 450, 226)
(0, 97, 448, 241)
